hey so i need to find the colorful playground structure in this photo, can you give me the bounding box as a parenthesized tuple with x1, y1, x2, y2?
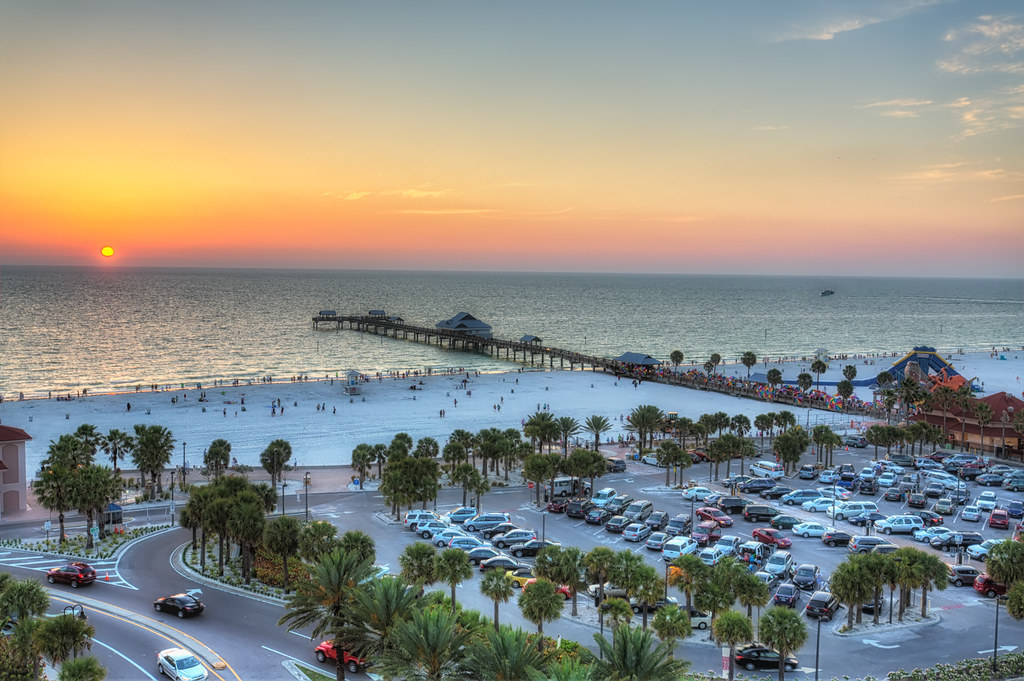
(882, 346, 978, 391)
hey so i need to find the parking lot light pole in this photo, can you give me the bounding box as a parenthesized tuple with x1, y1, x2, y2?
(814, 613, 822, 681)
(993, 595, 1002, 674)
(304, 471, 310, 520)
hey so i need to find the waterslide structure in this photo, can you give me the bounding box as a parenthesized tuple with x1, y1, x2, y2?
(883, 346, 976, 390)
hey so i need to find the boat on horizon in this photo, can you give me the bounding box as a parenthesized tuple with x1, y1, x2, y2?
(821, 289, 835, 296)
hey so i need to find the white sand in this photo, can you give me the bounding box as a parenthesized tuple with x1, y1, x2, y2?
(2, 350, 1022, 476)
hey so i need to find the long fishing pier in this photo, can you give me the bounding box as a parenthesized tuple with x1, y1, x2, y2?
(313, 312, 615, 371)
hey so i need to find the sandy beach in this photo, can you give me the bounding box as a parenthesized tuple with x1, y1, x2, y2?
(2, 349, 1023, 478)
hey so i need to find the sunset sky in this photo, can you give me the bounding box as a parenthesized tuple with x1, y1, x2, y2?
(2, 1, 1022, 276)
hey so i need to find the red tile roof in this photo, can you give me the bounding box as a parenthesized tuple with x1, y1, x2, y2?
(0, 425, 32, 442)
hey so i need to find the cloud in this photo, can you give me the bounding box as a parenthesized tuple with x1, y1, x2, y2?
(339, 191, 372, 201)
(988, 193, 1024, 202)
(754, 125, 789, 131)
(382, 188, 450, 199)
(863, 98, 933, 108)
(393, 208, 496, 215)
(891, 161, 1013, 184)
(940, 15, 1024, 75)
(880, 110, 921, 118)
(772, 0, 943, 42)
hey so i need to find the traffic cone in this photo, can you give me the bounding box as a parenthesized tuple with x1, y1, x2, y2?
(105, 572, 109, 581)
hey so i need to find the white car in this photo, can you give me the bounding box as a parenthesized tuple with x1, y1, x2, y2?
(967, 538, 1005, 561)
(976, 491, 999, 512)
(792, 522, 827, 538)
(880, 462, 906, 475)
(157, 648, 208, 681)
(640, 454, 665, 467)
(698, 546, 726, 566)
(802, 498, 834, 513)
(877, 472, 898, 488)
(661, 536, 699, 562)
(591, 488, 617, 508)
(818, 469, 840, 484)
(913, 527, 952, 543)
(681, 486, 713, 501)
(816, 487, 852, 501)
(961, 505, 982, 522)
(715, 535, 742, 555)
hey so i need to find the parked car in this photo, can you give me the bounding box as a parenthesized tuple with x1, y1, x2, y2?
(802, 498, 835, 513)
(930, 531, 984, 550)
(545, 498, 569, 513)
(874, 515, 924, 535)
(717, 496, 750, 515)
(792, 522, 828, 538)
(157, 647, 209, 680)
(734, 645, 799, 672)
(464, 513, 511, 533)
(947, 563, 981, 587)
(760, 485, 794, 500)
(681, 486, 714, 501)
(404, 510, 440, 531)
(924, 482, 946, 498)
(872, 543, 899, 555)
(585, 508, 613, 525)
(907, 493, 927, 508)
(798, 465, 820, 480)
(792, 564, 821, 591)
(769, 514, 800, 530)
(821, 529, 853, 547)
(623, 499, 654, 522)
(604, 515, 630, 533)
(804, 590, 841, 621)
(622, 523, 652, 542)
(716, 535, 742, 555)
(645, 510, 670, 531)
(848, 536, 891, 554)
(661, 536, 699, 562)
(967, 538, 1005, 561)
(883, 487, 908, 502)
(665, 513, 692, 536)
(698, 546, 727, 566)
(752, 527, 791, 548)
(848, 511, 887, 527)
(432, 528, 468, 547)
(818, 469, 840, 484)
(466, 546, 501, 565)
(691, 521, 722, 546)
(493, 528, 540, 548)
(961, 505, 983, 522)
(627, 595, 678, 614)
(977, 491, 1000, 511)
(754, 571, 779, 589)
(605, 457, 627, 473)
(1002, 475, 1024, 492)
(313, 641, 367, 672)
(989, 509, 1011, 529)
(743, 505, 780, 522)
(443, 506, 478, 524)
(696, 507, 733, 527)
(774, 583, 801, 608)
(640, 454, 665, 467)
(153, 592, 205, 618)
(605, 495, 634, 515)
(1007, 500, 1024, 519)
(913, 526, 953, 543)
(977, 473, 1006, 487)
(509, 539, 560, 558)
(46, 562, 96, 588)
(782, 489, 824, 506)
(565, 498, 595, 518)
(522, 578, 571, 599)
(739, 478, 775, 494)
(844, 435, 868, 448)
(449, 536, 484, 551)
(906, 509, 944, 526)
(479, 556, 528, 572)
(763, 550, 794, 578)
(646, 531, 670, 551)
(591, 487, 617, 507)
(974, 574, 1008, 598)
(482, 522, 521, 540)
(506, 567, 536, 588)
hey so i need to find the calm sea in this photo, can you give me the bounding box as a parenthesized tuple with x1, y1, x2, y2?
(1, 266, 1022, 398)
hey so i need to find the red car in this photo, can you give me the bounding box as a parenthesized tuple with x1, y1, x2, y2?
(695, 507, 733, 527)
(973, 574, 1008, 599)
(315, 641, 368, 673)
(46, 562, 96, 588)
(989, 509, 1011, 529)
(752, 528, 792, 549)
(522, 578, 571, 599)
(690, 521, 722, 546)
(546, 499, 569, 513)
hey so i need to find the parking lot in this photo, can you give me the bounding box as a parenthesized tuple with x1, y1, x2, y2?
(371, 444, 1024, 678)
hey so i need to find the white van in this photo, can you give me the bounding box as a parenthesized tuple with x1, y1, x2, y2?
(826, 500, 878, 521)
(750, 460, 785, 480)
(546, 476, 585, 498)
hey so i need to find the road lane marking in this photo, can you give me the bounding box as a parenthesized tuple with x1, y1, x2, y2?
(91, 637, 159, 680)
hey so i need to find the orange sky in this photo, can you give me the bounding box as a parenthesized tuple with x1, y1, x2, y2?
(2, 2, 1022, 276)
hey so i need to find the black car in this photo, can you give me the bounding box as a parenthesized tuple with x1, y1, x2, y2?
(605, 457, 627, 473)
(510, 539, 560, 558)
(977, 473, 1006, 487)
(760, 486, 793, 500)
(605, 495, 634, 515)
(907, 509, 943, 526)
(742, 505, 779, 522)
(585, 508, 613, 525)
(665, 513, 692, 536)
(861, 596, 885, 616)
(717, 496, 750, 515)
(734, 645, 799, 672)
(930, 531, 984, 550)
(645, 510, 669, 531)
(466, 546, 501, 565)
(773, 583, 800, 608)
(883, 487, 908, 502)
(858, 479, 879, 494)
(153, 593, 205, 619)
(792, 564, 821, 591)
(848, 511, 887, 527)
(907, 493, 927, 508)
(566, 498, 595, 518)
(804, 590, 841, 621)
(739, 478, 775, 494)
(821, 529, 852, 547)
(482, 522, 521, 540)
(604, 515, 630, 533)
(479, 556, 528, 572)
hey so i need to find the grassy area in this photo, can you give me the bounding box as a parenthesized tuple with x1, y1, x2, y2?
(293, 664, 334, 681)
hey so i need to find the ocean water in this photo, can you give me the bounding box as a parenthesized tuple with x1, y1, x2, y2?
(1, 266, 1022, 398)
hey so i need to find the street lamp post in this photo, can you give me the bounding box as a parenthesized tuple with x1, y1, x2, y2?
(814, 612, 822, 681)
(280, 479, 287, 515)
(993, 595, 1002, 674)
(304, 471, 310, 520)
(181, 442, 187, 489)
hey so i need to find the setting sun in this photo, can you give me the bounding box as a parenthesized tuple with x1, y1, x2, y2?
(101, 246, 114, 257)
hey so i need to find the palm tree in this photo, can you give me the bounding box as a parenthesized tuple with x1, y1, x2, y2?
(0, 577, 49, 626)
(524, 412, 558, 455)
(264, 515, 301, 593)
(585, 415, 612, 453)
(796, 373, 813, 394)
(339, 574, 420, 664)
(735, 573, 769, 620)
(464, 626, 548, 681)
(651, 604, 691, 658)
(713, 610, 753, 681)
(758, 607, 807, 681)
(556, 416, 581, 458)
(261, 439, 293, 488)
(132, 424, 174, 494)
(518, 579, 564, 648)
(206, 496, 232, 576)
(633, 571, 665, 629)
(766, 368, 783, 390)
(279, 548, 374, 681)
(670, 350, 684, 368)
(434, 548, 473, 615)
(627, 405, 665, 455)
(810, 359, 828, 391)
(585, 546, 616, 631)
(741, 351, 757, 378)
(339, 530, 376, 565)
(954, 384, 975, 450)
(32, 463, 75, 545)
(602, 597, 633, 630)
(915, 551, 948, 617)
(36, 612, 95, 667)
(897, 378, 926, 421)
(668, 554, 707, 612)
(375, 606, 472, 681)
(442, 441, 467, 475)
(480, 570, 517, 631)
(985, 539, 1024, 589)
(710, 353, 722, 374)
(72, 424, 101, 464)
(204, 438, 231, 479)
(56, 655, 106, 681)
(591, 625, 690, 681)
(754, 413, 775, 445)
(974, 401, 993, 453)
(654, 440, 683, 486)
(930, 386, 958, 445)
(228, 498, 266, 583)
(73, 465, 113, 550)
(1007, 582, 1024, 622)
(829, 557, 873, 629)
(549, 546, 587, 617)
(99, 428, 133, 474)
(400, 542, 439, 587)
